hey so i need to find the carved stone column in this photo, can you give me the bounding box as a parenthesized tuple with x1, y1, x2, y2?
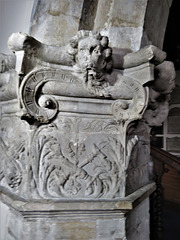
(0, 2, 175, 240)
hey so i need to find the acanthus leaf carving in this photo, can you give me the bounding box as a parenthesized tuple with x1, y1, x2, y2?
(7, 30, 152, 125)
(5, 30, 175, 128)
(28, 122, 127, 199)
(0, 29, 175, 201)
(0, 137, 23, 189)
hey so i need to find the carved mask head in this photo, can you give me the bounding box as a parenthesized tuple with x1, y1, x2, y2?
(69, 31, 112, 74)
(77, 37, 102, 70)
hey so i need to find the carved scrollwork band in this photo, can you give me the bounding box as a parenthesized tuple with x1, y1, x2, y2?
(111, 77, 148, 122)
(0, 29, 175, 200)
(19, 68, 149, 124)
(11, 30, 151, 124)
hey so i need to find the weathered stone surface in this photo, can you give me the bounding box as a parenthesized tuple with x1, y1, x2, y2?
(0, 183, 155, 240)
(0, 53, 15, 73)
(0, 54, 17, 101)
(126, 198, 150, 240)
(0, 201, 8, 240)
(0, 30, 175, 202)
(126, 121, 152, 195)
(1, 206, 125, 240)
(30, 0, 85, 46)
(0, 1, 176, 238)
(143, 61, 175, 127)
(0, 31, 160, 201)
(94, 0, 148, 51)
(79, 0, 99, 31)
(123, 45, 166, 69)
(29, 0, 174, 52)
(143, 0, 173, 49)
(102, 26, 144, 51)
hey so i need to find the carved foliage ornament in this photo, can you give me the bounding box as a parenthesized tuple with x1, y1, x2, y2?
(0, 30, 174, 199)
(8, 31, 148, 124)
(6, 30, 175, 127)
(19, 68, 147, 125)
(32, 124, 124, 199)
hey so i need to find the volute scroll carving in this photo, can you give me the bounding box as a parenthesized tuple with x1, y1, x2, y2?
(8, 30, 151, 125)
(19, 69, 59, 123)
(0, 29, 175, 200)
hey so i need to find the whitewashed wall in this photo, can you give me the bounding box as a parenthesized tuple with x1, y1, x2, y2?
(0, 0, 34, 54)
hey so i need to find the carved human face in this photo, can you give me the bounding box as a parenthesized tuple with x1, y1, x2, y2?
(77, 37, 103, 70)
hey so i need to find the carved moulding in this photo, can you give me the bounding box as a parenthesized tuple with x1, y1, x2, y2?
(18, 67, 148, 124)
(15, 66, 147, 199)
(0, 30, 175, 199)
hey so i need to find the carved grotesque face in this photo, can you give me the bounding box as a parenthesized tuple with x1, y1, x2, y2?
(70, 31, 112, 76)
(77, 37, 104, 71)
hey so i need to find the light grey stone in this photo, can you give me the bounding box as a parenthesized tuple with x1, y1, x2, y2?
(0, 29, 175, 201)
(94, 0, 148, 51)
(143, 61, 176, 127)
(0, 201, 9, 240)
(30, 0, 85, 46)
(126, 198, 150, 240)
(0, 1, 176, 238)
(0, 53, 15, 73)
(123, 45, 166, 69)
(0, 183, 155, 240)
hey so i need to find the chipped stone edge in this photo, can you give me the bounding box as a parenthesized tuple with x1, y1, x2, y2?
(0, 182, 156, 218)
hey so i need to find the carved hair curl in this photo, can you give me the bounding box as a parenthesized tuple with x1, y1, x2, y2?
(68, 30, 113, 73)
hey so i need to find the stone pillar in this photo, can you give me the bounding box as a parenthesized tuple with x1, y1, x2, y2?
(0, 1, 175, 239)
